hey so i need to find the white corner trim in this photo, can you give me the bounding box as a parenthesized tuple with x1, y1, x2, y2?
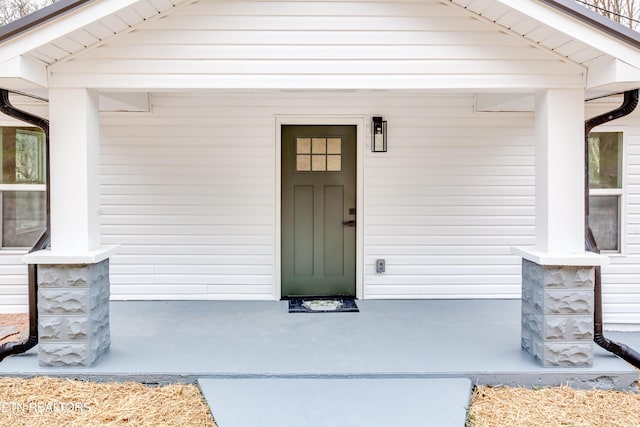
(22, 245, 120, 265)
(511, 246, 609, 266)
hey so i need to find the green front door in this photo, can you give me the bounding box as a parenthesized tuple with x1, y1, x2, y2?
(281, 125, 356, 297)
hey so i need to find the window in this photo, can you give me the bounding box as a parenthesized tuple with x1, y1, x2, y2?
(296, 137, 342, 172)
(588, 132, 623, 252)
(0, 127, 46, 248)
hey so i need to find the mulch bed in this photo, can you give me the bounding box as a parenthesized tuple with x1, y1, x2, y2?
(0, 315, 217, 426)
(468, 384, 640, 427)
(0, 376, 216, 426)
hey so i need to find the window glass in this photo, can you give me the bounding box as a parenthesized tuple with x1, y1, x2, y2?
(589, 132, 622, 189)
(0, 127, 47, 248)
(589, 195, 620, 251)
(1, 127, 45, 184)
(2, 191, 46, 248)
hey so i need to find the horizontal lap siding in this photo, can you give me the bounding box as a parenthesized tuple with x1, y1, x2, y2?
(100, 91, 534, 301)
(0, 253, 30, 312)
(101, 94, 276, 300)
(49, 0, 584, 89)
(364, 96, 534, 298)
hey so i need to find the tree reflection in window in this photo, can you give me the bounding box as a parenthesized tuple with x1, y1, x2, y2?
(15, 130, 44, 183)
(0, 127, 46, 248)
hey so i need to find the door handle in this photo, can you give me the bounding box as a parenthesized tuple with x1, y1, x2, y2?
(342, 220, 356, 227)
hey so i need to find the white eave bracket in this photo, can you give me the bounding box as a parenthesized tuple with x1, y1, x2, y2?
(0, 55, 48, 89)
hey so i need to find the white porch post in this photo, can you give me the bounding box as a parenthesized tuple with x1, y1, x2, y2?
(23, 88, 117, 367)
(513, 88, 607, 367)
(535, 89, 584, 254)
(49, 88, 101, 253)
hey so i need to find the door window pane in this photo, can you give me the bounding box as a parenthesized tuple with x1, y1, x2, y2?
(327, 138, 341, 154)
(589, 132, 622, 189)
(589, 195, 620, 251)
(2, 191, 46, 248)
(312, 155, 326, 171)
(327, 155, 341, 171)
(312, 138, 326, 154)
(296, 138, 311, 154)
(296, 155, 311, 171)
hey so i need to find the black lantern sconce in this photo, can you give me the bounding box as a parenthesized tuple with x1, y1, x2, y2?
(371, 116, 387, 152)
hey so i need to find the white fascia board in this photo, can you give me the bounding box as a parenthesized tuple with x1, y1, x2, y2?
(0, 55, 48, 88)
(0, 0, 149, 63)
(496, 0, 640, 69)
(587, 57, 640, 89)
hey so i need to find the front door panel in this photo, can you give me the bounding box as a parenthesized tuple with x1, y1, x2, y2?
(281, 125, 356, 297)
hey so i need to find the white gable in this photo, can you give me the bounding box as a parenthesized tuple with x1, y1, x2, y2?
(43, 0, 586, 90)
(0, 0, 638, 91)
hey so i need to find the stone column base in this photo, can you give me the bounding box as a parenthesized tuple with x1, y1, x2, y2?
(521, 259, 594, 367)
(37, 259, 111, 366)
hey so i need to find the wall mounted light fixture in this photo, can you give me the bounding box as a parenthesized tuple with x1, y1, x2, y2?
(371, 116, 387, 152)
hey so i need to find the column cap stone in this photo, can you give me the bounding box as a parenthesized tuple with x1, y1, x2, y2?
(512, 246, 609, 266)
(23, 245, 120, 265)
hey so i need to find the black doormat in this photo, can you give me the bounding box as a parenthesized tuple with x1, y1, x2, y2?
(288, 297, 359, 313)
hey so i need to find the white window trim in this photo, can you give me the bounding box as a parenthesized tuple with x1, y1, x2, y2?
(0, 184, 46, 192)
(588, 129, 626, 256)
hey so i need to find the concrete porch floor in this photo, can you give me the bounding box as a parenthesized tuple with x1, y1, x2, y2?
(0, 299, 636, 389)
(0, 299, 638, 426)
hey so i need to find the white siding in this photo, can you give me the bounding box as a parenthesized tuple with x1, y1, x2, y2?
(100, 91, 534, 301)
(363, 95, 534, 298)
(0, 252, 30, 313)
(48, 0, 584, 89)
(101, 93, 276, 300)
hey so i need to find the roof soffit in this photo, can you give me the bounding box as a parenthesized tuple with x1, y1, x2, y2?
(0, 0, 192, 64)
(450, 0, 640, 69)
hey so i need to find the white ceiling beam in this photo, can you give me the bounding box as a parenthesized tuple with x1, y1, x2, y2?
(0, 55, 48, 88)
(586, 57, 640, 90)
